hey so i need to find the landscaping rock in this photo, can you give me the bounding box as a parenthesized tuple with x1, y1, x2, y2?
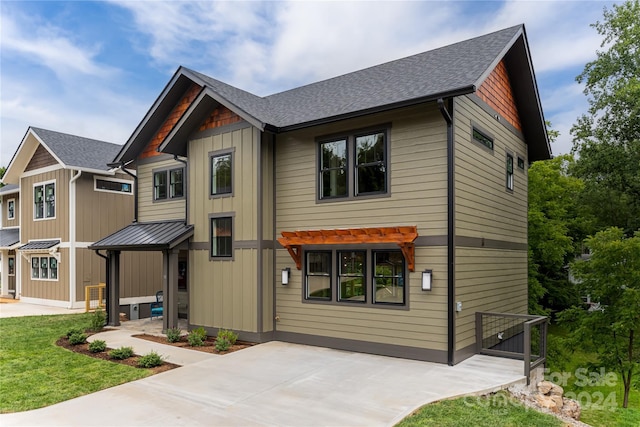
(537, 380, 554, 394)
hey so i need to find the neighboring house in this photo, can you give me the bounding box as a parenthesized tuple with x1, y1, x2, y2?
(92, 25, 551, 365)
(0, 184, 21, 298)
(1, 127, 161, 311)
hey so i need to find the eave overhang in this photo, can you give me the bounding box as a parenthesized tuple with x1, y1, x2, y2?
(277, 226, 418, 271)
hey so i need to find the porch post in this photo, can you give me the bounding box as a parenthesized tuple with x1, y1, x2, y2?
(162, 249, 180, 331)
(107, 250, 121, 326)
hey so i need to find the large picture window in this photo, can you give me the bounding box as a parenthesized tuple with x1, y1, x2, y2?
(210, 151, 233, 196)
(318, 127, 388, 200)
(34, 181, 55, 219)
(153, 168, 184, 201)
(210, 215, 233, 258)
(31, 256, 58, 281)
(304, 249, 405, 306)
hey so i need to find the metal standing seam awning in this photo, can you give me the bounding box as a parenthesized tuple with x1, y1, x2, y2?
(89, 221, 194, 251)
(277, 226, 418, 271)
(18, 239, 60, 252)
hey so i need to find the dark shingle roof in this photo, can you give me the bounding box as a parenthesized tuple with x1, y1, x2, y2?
(0, 184, 19, 195)
(19, 240, 60, 251)
(0, 229, 20, 249)
(31, 127, 122, 172)
(89, 221, 193, 251)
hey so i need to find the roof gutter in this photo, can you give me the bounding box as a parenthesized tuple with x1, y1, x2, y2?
(69, 170, 82, 309)
(117, 160, 138, 223)
(173, 155, 188, 224)
(438, 98, 455, 366)
(94, 250, 110, 325)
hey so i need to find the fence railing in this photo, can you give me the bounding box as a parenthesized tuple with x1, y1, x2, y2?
(476, 311, 547, 384)
(85, 283, 106, 312)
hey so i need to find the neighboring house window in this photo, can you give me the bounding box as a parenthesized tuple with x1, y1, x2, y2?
(210, 215, 233, 258)
(306, 251, 331, 300)
(34, 181, 55, 219)
(210, 151, 233, 196)
(153, 168, 184, 200)
(517, 156, 525, 170)
(8, 256, 15, 276)
(31, 256, 58, 281)
(95, 178, 133, 194)
(506, 154, 514, 190)
(7, 199, 15, 220)
(304, 249, 405, 306)
(472, 126, 494, 150)
(318, 127, 388, 200)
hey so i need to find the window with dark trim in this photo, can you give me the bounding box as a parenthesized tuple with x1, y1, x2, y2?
(304, 249, 405, 306)
(153, 168, 184, 201)
(210, 152, 233, 196)
(8, 256, 15, 276)
(318, 127, 388, 200)
(34, 181, 55, 219)
(506, 154, 514, 190)
(472, 127, 494, 150)
(210, 216, 233, 258)
(517, 156, 525, 170)
(95, 179, 132, 194)
(31, 256, 58, 280)
(7, 199, 15, 220)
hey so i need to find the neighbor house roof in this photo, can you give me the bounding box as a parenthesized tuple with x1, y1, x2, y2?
(115, 24, 550, 164)
(0, 184, 19, 196)
(89, 221, 194, 251)
(0, 228, 20, 249)
(2, 127, 123, 184)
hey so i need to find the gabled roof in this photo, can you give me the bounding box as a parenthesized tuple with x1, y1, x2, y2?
(0, 228, 20, 249)
(2, 127, 122, 184)
(117, 24, 550, 163)
(89, 221, 194, 251)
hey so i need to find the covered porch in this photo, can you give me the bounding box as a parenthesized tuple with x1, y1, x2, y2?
(89, 220, 193, 331)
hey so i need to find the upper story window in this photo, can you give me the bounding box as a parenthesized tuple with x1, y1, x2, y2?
(7, 199, 15, 220)
(95, 178, 133, 194)
(153, 168, 184, 201)
(472, 126, 494, 150)
(318, 127, 388, 200)
(210, 214, 233, 259)
(517, 156, 525, 170)
(34, 181, 55, 219)
(506, 154, 514, 191)
(210, 149, 233, 197)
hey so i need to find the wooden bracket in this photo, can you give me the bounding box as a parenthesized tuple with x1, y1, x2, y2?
(285, 245, 302, 270)
(398, 242, 415, 272)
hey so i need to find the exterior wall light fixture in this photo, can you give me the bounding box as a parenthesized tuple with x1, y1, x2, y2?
(282, 267, 290, 285)
(422, 269, 432, 291)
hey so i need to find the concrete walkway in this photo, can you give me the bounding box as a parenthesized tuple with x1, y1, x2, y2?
(1, 303, 527, 426)
(0, 299, 85, 318)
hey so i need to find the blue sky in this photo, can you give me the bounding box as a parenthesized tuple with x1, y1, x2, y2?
(0, 0, 617, 167)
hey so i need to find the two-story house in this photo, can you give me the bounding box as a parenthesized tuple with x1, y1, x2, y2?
(92, 25, 551, 365)
(2, 127, 161, 312)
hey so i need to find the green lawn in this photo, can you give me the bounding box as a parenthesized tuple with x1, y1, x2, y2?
(396, 391, 562, 427)
(547, 324, 640, 427)
(0, 313, 150, 413)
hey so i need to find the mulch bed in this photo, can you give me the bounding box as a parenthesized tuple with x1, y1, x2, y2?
(132, 333, 256, 354)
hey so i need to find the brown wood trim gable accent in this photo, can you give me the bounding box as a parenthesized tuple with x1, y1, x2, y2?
(140, 82, 202, 160)
(277, 226, 418, 271)
(476, 60, 522, 131)
(25, 144, 58, 171)
(199, 105, 243, 131)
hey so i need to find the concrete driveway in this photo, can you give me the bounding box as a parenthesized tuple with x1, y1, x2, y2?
(0, 340, 525, 426)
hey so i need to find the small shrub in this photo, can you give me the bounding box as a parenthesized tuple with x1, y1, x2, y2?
(216, 329, 238, 345)
(137, 351, 164, 368)
(68, 332, 87, 345)
(89, 308, 106, 331)
(166, 327, 182, 343)
(88, 340, 107, 353)
(215, 337, 231, 352)
(187, 327, 207, 347)
(66, 327, 84, 338)
(109, 346, 134, 360)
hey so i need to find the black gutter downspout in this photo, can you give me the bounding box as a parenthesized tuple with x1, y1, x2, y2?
(95, 250, 110, 326)
(174, 155, 188, 224)
(119, 162, 138, 223)
(438, 98, 455, 366)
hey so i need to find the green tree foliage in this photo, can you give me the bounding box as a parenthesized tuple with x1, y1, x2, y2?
(0, 166, 6, 188)
(528, 155, 589, 315)
(571, 0, 640, 234)
(559, 228, 640, 408)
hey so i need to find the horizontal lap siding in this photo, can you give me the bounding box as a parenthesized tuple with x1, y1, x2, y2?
(138, 158, 185, 222)
(455, 248, 527, 351)
(188, 125, 259, 332)
(454, 96, 527, 243)
(275, 104, 449, 351)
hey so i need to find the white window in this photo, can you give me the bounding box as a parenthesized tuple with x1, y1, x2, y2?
(34, 181, 55, 219)
(7, 198, 15, 220)
(8, 256, 15, 276)
(31, 256, 58, 281)
(94, 177, 133, 194)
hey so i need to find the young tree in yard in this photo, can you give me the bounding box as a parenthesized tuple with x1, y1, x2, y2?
(560, 228, 640, 408)
(571, 0, 640, 234)
(528, 154, 590, 315)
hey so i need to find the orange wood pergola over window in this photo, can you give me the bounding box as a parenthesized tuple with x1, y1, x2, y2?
(277, 226, 418, 271)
